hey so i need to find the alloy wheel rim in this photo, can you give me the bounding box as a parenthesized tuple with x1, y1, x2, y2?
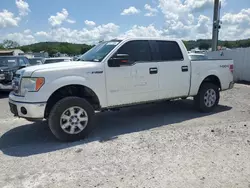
(204, 89, 217, 107)
(60, 106, 88, 134)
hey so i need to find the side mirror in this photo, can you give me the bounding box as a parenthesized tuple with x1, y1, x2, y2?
(108, 54, 129, 67)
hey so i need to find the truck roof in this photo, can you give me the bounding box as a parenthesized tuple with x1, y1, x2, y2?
(113, 37, 182, 42)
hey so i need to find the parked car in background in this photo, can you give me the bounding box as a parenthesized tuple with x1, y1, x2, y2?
(43, 57, 73, 64)
(73, 55, 81, 61)
(29, 57, 44, 65)
(9, 38, 234, 141)
(0, 56, 30, 91)
(189, 53, 208, 60)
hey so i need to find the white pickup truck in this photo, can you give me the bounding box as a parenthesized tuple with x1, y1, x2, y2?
(9, 38, 234, 141)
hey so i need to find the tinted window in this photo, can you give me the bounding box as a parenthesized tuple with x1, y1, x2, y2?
(29, 58, 43, 65)
(189, 55, 208, 60)
(44, 59, 66, 64)
(80, 40, 121, 62)
(0, 57, 18, 67)
(156, 41, 183, 61)
(117, 40, 151, 62)
(24, 57, 30, 65)
(19, 58, 26, 66)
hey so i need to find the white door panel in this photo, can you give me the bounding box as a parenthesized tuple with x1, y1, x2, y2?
(105, 66, 133, 106)
(159, 61, 190, 99)
(130, 63, 159, 102)
(105, 63, 159, 106)
(155, 40, 190, 99)
(105, 40, 160, 107)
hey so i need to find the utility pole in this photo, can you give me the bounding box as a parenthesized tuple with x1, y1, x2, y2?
(212, 0, 221, 51)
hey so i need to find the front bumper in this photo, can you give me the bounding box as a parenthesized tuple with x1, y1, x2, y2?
(9, 99, 46, 119)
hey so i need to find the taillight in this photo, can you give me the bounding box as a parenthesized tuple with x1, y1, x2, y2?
(229, 64, 234, 73)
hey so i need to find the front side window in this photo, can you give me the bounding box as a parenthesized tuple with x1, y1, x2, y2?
(117, 40, 151, 62)
(156, 41, 184, 61)
(79, 40, 121, 62)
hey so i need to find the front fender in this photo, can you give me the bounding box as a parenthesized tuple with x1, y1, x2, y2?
(39, 75, 106, 107)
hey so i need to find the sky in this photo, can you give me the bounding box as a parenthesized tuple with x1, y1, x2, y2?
(0, 0, 250, 45)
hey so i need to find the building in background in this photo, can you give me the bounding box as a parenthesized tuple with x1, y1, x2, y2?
(19, 51, 49, 58)
(0, 49, 24, 56)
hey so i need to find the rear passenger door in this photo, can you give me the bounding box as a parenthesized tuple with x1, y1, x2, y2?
(155, 41, 190, 99)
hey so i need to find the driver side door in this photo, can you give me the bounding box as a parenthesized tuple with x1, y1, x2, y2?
(105, 40, 159, 107)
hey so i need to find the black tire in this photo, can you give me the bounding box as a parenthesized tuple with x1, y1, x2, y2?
(194, 83, 220, 113)
(48, 97, 95, 142)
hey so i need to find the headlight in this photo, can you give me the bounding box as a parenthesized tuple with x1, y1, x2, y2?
(20, 77, 45, 96)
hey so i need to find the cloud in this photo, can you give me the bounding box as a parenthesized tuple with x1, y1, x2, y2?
(184, 0, 213, 12)
(121, 6, 140, 16)
(38, 23, 120, 45)
(157, 0, 216, 39)
(220, 8, 250, 40)
(144, 4, 158, 17)
(24, 29, 31, 34)
(48, 8, 75, 27)
(35, 31, 49, 37)
(66, 19, 76, 24)
(119, 24, 163, 38)
(0, 10, 20, 28)
(3, 32, 36, 45)
(85, 20, 96, 27)
(15, 0, 30, 16)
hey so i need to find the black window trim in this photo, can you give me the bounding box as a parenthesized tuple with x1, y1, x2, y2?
(153, 40, 184, 62)
(111, 40, 156, 66)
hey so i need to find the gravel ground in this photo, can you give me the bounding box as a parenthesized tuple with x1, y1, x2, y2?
(0, 84, 250, 188)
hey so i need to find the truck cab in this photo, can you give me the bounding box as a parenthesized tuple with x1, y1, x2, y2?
(9, 38, 234, 141)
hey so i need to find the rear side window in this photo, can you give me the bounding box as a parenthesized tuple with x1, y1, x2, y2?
(156, 41, 184, 61)
(117, 40, 152, 62)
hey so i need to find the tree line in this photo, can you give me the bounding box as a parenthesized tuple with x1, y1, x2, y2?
(1, 38, 250, 56)
(183, 38, 250, 51)
(0, 40, 93, 56)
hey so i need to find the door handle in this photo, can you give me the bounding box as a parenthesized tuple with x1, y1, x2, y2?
(149, 67, 158, 74)
(181, 66, 188, 72)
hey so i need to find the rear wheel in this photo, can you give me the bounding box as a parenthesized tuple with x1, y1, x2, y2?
(48, 97, 95, 141)
(194, 83, 220, 113)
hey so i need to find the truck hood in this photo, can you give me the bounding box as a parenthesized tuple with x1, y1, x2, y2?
(16, 61, 99, 77)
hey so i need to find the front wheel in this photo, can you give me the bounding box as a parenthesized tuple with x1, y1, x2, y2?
(194, 83, 220, 113)
(48, 97, 95, 142)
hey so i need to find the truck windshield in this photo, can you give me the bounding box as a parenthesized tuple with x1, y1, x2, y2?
(0, 57, 18, 67)
(79, 40, 121, 62)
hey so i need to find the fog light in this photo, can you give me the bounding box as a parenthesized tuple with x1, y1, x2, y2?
(21, 107, 27, 115)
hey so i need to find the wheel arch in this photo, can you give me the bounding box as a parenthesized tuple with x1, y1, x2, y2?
(198, 75, 222, 92)
(44, 84, 101, 118)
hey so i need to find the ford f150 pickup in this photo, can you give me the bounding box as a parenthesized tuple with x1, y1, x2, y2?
(9, 38, 234, 141)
